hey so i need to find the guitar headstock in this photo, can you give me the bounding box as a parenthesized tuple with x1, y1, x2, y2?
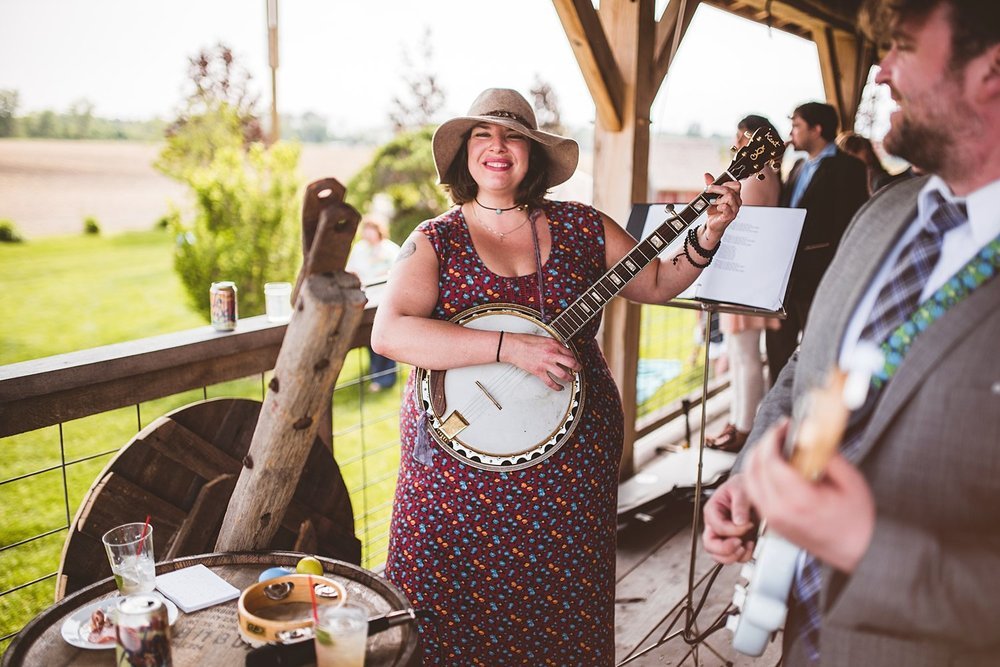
(725, 122, 786, 182)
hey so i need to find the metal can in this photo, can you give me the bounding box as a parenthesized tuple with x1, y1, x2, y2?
(115, 593, 172, 667)
(210, 281, 238, 331)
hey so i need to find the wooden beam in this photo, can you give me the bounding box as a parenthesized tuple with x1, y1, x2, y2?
(552, 0, 625, 130)
(706, 0, 856, 33)
(652, 0, 701, 91)
(813, 25, 870, 131)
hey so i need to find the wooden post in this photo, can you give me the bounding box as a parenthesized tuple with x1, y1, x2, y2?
(215, 272, 365, 551)
(215, 179, 363, 552)
(814, 25, 876, 132)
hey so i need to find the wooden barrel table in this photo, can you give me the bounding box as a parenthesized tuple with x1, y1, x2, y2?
(2, 551, 420, 666)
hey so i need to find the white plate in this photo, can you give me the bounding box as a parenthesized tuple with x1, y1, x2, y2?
(60, 594, 179, 650)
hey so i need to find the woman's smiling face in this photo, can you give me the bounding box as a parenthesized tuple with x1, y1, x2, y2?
(465, 122, 531, 199)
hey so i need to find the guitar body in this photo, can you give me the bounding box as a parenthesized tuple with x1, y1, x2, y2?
(727, 534, 801, 656)
(415, 303, 585, 471)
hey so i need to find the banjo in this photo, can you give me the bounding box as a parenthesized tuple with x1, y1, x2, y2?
(416, 123, 785, 471)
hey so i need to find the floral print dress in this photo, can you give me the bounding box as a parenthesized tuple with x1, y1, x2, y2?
(385, 200, 624, 666)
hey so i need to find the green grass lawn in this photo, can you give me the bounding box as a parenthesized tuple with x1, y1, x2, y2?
(0, 230, 405, 653)
(0, 230, 703, 655)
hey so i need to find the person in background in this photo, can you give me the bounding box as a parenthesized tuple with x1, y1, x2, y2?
(703, 0, 1000, 663)
(706, 114, 782, 452)
(836, 130, 895, 194)
(346, 218, 401, 392)
(371, 87, 742, 665)
(766, 102, 868, 383)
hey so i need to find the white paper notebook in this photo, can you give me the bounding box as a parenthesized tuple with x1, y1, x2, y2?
(155, 564, 240, 613)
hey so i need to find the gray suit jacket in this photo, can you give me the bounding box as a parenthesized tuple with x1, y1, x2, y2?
(742, 175, 1000, 666)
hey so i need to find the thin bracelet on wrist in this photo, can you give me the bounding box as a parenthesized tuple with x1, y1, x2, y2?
(496, 330, 505, 363)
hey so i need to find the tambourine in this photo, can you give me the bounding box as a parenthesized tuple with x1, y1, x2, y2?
(237, 574, 347, 645)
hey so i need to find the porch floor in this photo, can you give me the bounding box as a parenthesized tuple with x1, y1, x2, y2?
(613, 391, 783, 667)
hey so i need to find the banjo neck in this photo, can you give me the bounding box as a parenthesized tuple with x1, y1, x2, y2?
(550, 181, 729, 342)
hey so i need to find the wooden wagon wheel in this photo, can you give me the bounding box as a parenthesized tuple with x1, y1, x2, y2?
(56, 397, 361, 600)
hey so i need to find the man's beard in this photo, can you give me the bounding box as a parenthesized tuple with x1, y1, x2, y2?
(883, 110, 950, 175)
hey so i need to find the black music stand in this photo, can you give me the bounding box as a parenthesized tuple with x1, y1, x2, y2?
(616, 203, 801, 665)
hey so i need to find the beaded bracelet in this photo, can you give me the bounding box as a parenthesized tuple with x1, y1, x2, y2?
(671, 236, 712, 268)
(687, 226, 720, 260)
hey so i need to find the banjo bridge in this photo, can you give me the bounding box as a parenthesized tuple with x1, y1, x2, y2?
(474, 381, 503, 410)
(439, 410, 469, 439)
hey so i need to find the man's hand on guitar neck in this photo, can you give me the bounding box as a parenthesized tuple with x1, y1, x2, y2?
(742, 418, 876, 574)
(702, 473, 756, 564)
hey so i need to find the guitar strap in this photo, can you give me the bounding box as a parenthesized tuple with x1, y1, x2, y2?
(845, 231, 1000, 446)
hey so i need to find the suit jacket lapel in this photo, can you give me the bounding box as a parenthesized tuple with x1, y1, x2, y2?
(856, 261, 1000, 460)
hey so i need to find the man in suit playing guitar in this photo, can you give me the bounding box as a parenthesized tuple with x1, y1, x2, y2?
(704, 1, 1000, 665)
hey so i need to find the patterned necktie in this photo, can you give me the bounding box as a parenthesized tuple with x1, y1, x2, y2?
(789, 190, 968, 663)
(858, 192, 969, 346)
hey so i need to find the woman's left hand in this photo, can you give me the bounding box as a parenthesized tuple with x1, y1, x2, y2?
(700, 173, 742, 247)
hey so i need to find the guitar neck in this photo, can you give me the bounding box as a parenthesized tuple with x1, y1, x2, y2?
(550, 174, 733, 341)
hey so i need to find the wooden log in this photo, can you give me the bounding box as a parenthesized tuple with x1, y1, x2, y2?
(215, 270, 366, 551)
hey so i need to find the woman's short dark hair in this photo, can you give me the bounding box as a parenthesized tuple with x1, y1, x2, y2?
(737, 114, 772, 135)
(442, 132, 552, 208)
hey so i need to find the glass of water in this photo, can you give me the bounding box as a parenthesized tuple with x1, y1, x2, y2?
(102, 523, 156, 595)
(314, 601, 368, 667)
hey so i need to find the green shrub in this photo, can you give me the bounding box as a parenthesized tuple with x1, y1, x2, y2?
(83, 216, 101, 235)
(168, 142, 303, 319)
(346, 126, 448, 244)
(0, 219, 24, 243)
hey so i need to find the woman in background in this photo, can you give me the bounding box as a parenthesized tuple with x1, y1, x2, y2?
(706, 115, 781, 453)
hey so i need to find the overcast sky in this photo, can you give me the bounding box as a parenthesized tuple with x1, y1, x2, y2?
(1, 0, 845, 138)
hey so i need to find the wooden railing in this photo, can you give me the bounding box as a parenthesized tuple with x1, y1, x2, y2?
(0, 309, 375, 438)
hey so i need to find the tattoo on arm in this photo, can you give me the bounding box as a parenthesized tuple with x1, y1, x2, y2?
(396, 241, 416, 262)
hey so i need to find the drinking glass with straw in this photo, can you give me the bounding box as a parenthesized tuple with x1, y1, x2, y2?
(102, 516, 156, 595)
(313, 574, 368, 667)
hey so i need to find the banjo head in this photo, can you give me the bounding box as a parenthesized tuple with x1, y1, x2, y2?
(417, 304, 585, 472)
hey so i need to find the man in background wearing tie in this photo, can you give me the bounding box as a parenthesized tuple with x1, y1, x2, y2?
(704, 0, 1000, 665)
(767, 102, 868, 382)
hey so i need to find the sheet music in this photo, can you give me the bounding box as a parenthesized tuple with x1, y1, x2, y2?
(632, 205, 805, 311)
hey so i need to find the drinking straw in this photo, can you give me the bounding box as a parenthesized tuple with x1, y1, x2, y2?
(309, 575, 319, 623)
(136, 515, 151, 556)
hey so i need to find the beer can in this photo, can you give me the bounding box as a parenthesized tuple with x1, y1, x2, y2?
(210, 281, 238, 331)
(115, 593, 172, 667)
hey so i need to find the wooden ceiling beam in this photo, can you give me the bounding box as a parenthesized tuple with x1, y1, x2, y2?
(553, 0, 625, 130)
(652, 0, 701, 91)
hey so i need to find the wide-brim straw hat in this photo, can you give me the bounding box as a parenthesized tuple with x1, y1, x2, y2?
(432, 88, 579, 189)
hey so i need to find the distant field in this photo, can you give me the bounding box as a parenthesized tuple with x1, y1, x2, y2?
(0, 139, 374, 239)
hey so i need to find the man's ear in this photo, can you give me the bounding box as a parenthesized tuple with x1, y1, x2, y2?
(975, 42, 1000, 102)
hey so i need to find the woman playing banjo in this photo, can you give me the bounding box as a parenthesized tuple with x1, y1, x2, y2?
(372, 88, 742, 665)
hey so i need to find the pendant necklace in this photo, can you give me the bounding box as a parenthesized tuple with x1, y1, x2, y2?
(471, 203, 531, 240)
(475, 197, 525, 216)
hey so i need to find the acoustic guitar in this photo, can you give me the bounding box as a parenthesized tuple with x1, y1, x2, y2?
(416, 123, 786, 471)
